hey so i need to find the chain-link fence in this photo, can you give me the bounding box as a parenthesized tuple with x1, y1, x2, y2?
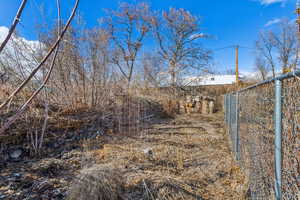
(224, 71, 300, 200)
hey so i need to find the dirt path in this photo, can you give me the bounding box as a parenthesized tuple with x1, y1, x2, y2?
(72, 113, 247, 200)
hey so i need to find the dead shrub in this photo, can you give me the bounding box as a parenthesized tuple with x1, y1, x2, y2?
(67, 164, 124, 200)
(161, 99, 180, 117)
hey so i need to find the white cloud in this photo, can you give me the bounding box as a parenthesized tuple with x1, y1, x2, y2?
(256, 0, 286, 5)
(189, 33, 206, 40)
(265, 18, 282, 27)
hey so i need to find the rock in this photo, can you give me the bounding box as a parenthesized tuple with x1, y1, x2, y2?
(12, 173, 22, 179)
(143, 148, 154, 157)
(9, 148, 23, 161)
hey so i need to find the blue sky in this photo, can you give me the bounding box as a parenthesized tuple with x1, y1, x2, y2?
(0, 0, 298, 74)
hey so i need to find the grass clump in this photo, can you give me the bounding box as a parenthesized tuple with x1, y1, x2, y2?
(68, 164, 124, 200)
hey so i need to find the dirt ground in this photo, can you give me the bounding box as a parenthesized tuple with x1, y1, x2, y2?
(71, 113, 248, 200)
(0, 112, 248, 199)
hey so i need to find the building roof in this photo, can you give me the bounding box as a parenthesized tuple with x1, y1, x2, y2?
(184, 74, 244, 86)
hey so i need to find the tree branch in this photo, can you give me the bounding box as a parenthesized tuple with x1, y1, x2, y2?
(0, 0, 79, 111)
(0, 0, 28, 54)
(0, 0, 79, 134)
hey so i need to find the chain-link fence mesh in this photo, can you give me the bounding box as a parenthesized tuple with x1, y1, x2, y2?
(224, 74, 300, 200)
(281, 77, 300, 200)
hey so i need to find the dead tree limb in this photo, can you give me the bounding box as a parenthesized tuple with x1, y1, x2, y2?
(0, 0, 28, 54)
(0, 0, 79, 135)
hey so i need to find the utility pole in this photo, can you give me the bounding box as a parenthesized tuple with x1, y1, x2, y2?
(235, 45, 239, 86)
(296, 0, 300, 38)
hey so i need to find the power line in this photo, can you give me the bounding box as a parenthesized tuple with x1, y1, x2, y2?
(213, 45, 235, 51)
(239, 46, 255, 50)
(213, 45, 254, 51)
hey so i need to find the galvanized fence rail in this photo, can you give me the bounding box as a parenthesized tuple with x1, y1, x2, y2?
(224, 71, 300, 200)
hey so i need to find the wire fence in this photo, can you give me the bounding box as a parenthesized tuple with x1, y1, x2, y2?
(224, 71, 300, 200)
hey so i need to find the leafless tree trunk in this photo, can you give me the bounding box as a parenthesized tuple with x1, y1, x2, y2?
(103, 2, 151, 87)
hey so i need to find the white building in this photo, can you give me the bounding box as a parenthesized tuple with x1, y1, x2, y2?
(184, 74, 244, 86)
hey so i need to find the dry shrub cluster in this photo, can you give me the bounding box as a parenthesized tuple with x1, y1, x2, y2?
(0, 80, 168, 159)
(161, 100, 180, 117)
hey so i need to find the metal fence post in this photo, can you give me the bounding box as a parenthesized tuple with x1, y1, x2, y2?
(228, 94, 231, 128)
(274, 79, 282, 200)
(224, 95, 227, 124)
(235, 92, 240, 161)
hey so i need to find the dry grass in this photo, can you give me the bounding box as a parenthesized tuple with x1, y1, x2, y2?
(67, 164, 125, 200)
(71, 113, 248, 199)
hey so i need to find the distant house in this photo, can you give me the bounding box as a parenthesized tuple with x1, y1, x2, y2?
(184, 74, 244, 86)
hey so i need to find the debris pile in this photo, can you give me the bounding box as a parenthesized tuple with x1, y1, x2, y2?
(180, 95, 216, 114)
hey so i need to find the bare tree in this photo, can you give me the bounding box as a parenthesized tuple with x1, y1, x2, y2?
(151, 8, 211, 86)
(254, 56, 269, 81)
(45, 24, 86, 106)
(272, 20, 299, 72)
(256, 31, 276, 78)
(86, 28, 112, 107)
(141, 52, 167, 87)
(103, 2, 151, 87)
(256, 19, 299, 77)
